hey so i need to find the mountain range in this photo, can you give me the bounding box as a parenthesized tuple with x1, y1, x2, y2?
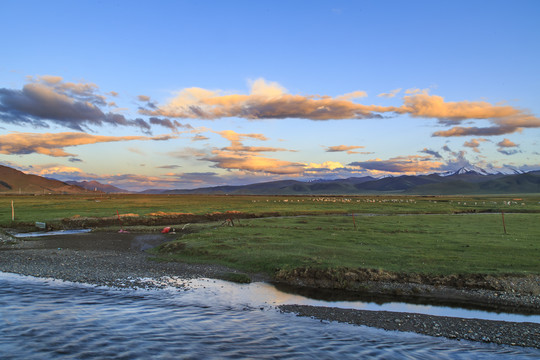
(1, 164, 539, 195)
(142, 168, 540, 195)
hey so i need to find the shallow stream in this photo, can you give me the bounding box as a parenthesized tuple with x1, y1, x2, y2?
(1, 272, 539, 359)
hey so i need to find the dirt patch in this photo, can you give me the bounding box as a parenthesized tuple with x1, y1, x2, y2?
(274, 267, 540, 294)
(50, 212, 279, 229)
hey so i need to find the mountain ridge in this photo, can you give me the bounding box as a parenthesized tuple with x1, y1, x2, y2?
(0, 165, 88, 194)
(66, 180, 129, 193)
(1, 164, 539, 195)
(141, 171, 540, 195)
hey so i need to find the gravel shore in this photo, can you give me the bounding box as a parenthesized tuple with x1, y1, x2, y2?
(279, 305, 540, 349)
(1, 230, 539, 349)
(0, 231, 248, 288)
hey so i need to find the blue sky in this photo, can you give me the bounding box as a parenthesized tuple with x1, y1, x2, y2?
(1, 0, 539, 190)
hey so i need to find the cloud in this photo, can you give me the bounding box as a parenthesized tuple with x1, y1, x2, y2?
(497, 138, 518, 148)
(463, 138, 488, 153)
(166, 129, 300, 175)
(140, 78, 397, 120)
(402, 94, 540, 137)
(215, 129, 291, 153)
(498, 149, 520, 155)
(404, 88, 429, 95)
(192, 134, 209, 141)
(156, 165, 182, 169)
(336, 90, 368, 100)
(127, 147, 146, 155)
(349, 155, 443, 174)
(0, 132, 174, 157)
(138, 95, 151, 102)
(139, 79, 539, 138)
(378, 88, 402, 98)
(496, 138, 520, 155)
(419, 148, 442, 159)
(149, 117, 193, 132)
(203, 150, 305, 174)
(325, 145, 366, 154)
(0, 76, 150, 132)
(432, 126, 518, 137)
(305, 161, 345, 171)
(168, 147, 208, 159)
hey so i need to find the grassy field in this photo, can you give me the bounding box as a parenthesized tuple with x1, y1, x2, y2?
(2, 193, 540, 226)
(153, 213, 540, 276)
(2, 194, 539, 277)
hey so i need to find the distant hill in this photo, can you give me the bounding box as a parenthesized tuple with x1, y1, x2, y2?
(0, 165, 88, 194)
(147, 177, 376, 195)
(142, 171, 540, 195)
(66, 180, 129, 193)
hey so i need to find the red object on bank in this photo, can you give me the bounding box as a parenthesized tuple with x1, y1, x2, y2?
(161, 227, 171, 234)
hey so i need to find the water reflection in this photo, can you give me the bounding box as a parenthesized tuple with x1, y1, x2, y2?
(182, 278, 540, 323)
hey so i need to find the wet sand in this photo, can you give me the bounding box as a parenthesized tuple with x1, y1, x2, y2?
(0, 230, 539, 348)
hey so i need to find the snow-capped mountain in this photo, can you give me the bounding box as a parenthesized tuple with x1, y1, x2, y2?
(439, 166, 523, 177)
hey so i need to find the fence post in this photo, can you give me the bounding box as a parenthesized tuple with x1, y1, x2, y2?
(501, 211, 507, 234)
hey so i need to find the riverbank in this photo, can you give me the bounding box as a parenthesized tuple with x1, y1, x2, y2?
(0, 230, 539, 349)
(279, 305, 540, 348)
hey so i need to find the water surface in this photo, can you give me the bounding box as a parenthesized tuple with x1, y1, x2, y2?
(1, 272, 539, 359)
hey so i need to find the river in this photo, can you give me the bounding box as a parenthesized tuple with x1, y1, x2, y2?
(1, 272, 539, 359)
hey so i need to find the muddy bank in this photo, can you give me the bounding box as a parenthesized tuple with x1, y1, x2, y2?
(279, 305, 540, 349)
(10, 211, 281, 231)
(274, 267, 540, 314)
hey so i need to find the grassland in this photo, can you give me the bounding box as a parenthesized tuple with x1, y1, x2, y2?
(155, 213, 540, 276)
(2, 194, 539, 279)
(2, 193, 540, 226)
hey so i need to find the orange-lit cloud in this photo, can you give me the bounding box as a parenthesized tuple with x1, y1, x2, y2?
(139, 79, 540, 138)
(336, 90, 368, 100)
(0, 132, 175, 157)
(403, 94, 540, 137)
(463, 138, 488, 153)
(215, 130, 290, 153)
(496, 138, 520, 155)
(497, 138, 517, 148)
(378, 88, 402, 98)
(305, 161, 345, 171)
(432, 126, 518, 137)
(349, 155, 443, 174)
(140, 78, 397, 120)
(204, 150, 305, 174)
(325, 145, 366, 154)
(188, 129, 302, 174)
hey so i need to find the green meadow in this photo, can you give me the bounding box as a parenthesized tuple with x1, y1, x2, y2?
(154, 213, 540, 276)
(2, 194, 539, 277)
(2, 194, 540, 225)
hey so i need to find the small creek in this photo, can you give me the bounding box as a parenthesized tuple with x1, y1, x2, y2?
(1, 272, 539, 359)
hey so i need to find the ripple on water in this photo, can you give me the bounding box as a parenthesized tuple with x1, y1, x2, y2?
(0, 272, 539, 359)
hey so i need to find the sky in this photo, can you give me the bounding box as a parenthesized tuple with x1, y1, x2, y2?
(1, 0, 539, 191)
